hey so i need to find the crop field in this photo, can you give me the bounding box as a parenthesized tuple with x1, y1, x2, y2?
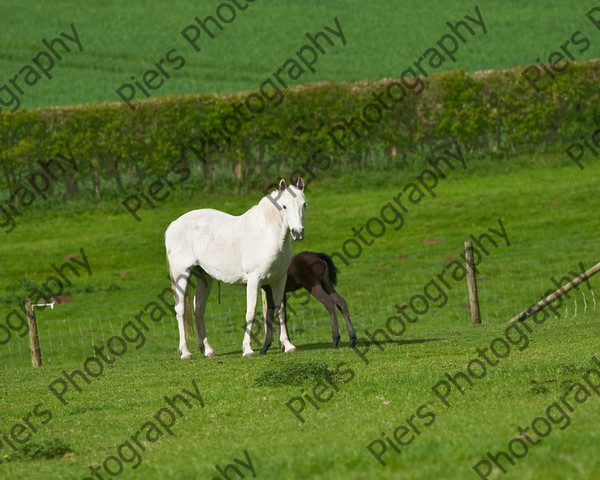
(1, 158, 599, 479)
(0, 0, 598, 109)
(1, 1, 600, 480)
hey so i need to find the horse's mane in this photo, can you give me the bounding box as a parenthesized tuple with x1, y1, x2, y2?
(256, 185, 303, 226)
(256, 191, 285, 227)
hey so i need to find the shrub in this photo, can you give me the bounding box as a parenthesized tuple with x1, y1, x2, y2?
(1, 60, 598, 201)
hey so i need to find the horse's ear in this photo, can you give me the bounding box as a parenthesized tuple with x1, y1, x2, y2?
(296, 177, 305, 190)
(278, 179, 287, 192)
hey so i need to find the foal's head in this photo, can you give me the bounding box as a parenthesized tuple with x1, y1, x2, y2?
(274, 177, 306, 240)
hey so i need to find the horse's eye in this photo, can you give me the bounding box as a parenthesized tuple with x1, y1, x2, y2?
(282, 205, 287, 209)
(303, 202, 307, 208)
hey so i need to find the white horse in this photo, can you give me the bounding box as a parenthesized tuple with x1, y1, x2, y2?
(165, 178, 306, 359)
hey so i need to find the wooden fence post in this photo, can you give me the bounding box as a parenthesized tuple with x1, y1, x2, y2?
(464, 241, 481, 325)
(25, 298, 42, 367)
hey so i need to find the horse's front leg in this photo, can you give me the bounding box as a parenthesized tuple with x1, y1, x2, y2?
(242, 276, 259, 357)
(260, 285, 275, 354)
(272, 278, 296, 353)
(194, 273, 216, 357)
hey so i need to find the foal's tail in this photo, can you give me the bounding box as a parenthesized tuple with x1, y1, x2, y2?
(317, 253, 339, 287)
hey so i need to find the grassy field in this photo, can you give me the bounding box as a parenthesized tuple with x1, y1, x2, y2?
(1, 0, 599, 110)
(1, 153, 599, 479)
(2, 1, 600, 479)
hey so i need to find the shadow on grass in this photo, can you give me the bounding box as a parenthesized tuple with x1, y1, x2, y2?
(214, 336, 440, 357)
(297, 337, 441, 351)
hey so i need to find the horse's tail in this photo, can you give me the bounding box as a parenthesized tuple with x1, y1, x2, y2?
(317, 253, 338, 287)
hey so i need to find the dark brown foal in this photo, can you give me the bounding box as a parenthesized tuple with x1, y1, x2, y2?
(282, 251, 356, 348)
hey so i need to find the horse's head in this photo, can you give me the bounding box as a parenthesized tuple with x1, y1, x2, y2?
(276, 178, 306, 241)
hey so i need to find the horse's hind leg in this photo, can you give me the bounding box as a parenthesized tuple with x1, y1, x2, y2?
(170, 269, 192, 360)
(331, 291, 356, 347)
(193, 272, 216, 357)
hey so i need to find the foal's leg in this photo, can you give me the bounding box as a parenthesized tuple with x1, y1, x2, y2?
(310, 284, 341, 348)
(273, 279, 296, 353)
(170, 269, 192, 360)
(331, 291, 357, 347)
(242, 276, 260, 357)
(194, 273, 216, 357)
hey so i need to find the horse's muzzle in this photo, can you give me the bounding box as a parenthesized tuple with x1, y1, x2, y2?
(291, 228, 304, 241)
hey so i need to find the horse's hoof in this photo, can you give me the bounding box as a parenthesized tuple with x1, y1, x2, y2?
(331, 343, 339, 349)
(349, 337, 357, 348)
(180, 352, 192, 360)
(283, 345, 297, 353)
(205, 350, 217, 358)
(242, 350, 255, 357)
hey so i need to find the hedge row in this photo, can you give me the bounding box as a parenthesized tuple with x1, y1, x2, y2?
(1, 60, 599, 200)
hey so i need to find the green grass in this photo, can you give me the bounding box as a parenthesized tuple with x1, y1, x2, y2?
(2, 2, 600, 478)
(0, 154, 599, 479)
(1, 0, 598, 110)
